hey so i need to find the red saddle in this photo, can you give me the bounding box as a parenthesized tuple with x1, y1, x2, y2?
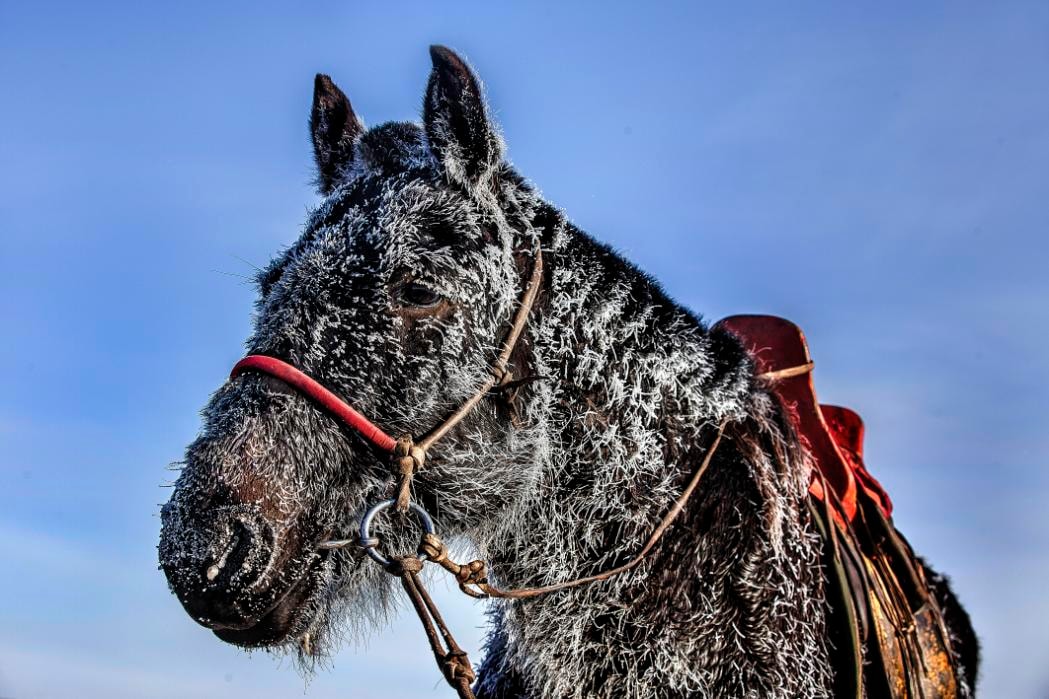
(715, 315, 893, 526)
(715, 315, 960, 698)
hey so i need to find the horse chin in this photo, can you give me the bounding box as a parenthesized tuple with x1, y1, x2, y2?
(213, 557, 327, 648)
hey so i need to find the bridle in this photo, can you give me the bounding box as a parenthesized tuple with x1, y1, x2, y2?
(233, 247, 544, 517)
(229, 247, 729, 698)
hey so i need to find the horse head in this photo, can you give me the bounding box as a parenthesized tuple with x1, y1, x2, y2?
(158, 46, 550, 653)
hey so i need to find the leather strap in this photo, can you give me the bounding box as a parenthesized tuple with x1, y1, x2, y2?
(419, 421, 727, 600)
(232, 249, 544, 512)
(230, 354, 398, 452)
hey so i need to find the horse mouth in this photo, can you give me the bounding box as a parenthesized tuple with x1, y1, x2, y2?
(212, 556, 326, 647)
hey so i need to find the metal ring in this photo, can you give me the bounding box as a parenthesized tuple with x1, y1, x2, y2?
(358, 499, 436, 567)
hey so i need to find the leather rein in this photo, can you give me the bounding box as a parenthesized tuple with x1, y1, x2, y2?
(229, 248, 730, 698)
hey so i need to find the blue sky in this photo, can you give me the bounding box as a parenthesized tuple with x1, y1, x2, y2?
(1, 2, 1047, 697)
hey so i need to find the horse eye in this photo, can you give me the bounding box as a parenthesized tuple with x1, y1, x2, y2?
(396, 282, 443, 308)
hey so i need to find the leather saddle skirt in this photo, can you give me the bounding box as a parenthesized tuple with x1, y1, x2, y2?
(715, 315, 960, 699)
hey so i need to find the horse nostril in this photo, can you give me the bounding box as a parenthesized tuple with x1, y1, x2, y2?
(160, 502, 284, 630)
(205, 522, 243, 582)
(205, 517, 271, 589)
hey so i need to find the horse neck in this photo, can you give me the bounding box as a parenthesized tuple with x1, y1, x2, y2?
(475, 222, 831, 697)
(486, 222, 759, 583)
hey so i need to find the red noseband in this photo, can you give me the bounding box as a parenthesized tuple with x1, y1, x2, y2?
(227, 248, 544, 518)
(230, 355, 398, 453)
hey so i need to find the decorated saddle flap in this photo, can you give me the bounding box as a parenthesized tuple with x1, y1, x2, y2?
(714, 315, 960, 699)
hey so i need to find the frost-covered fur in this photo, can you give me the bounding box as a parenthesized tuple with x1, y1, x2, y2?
(159, 47, 972, 698)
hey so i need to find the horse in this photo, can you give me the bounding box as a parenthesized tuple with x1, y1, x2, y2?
(158, 45, 978, 698)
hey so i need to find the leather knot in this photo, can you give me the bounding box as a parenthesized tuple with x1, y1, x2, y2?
(393, 436, 426, 512)
(389, 556, 424, 576)
(442, 650, 476, 683)
(455, 559, 488, 587)
(420, 532, 450, 563)
(489, 361, 512, 386)
(394, 436, 426, 471)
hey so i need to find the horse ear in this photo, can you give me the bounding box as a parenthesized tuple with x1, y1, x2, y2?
(423, 45, 504, 188)
(310, 74, 364, 195)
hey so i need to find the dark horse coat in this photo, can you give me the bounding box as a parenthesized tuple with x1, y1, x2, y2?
(159, 46, 978, 698)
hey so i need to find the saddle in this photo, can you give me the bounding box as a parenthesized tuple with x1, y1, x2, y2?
(715, 315, 961, 699)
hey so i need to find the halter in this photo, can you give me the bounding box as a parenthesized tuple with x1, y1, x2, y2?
(229, 248, 729, 698)
(232, 248, 544, 514)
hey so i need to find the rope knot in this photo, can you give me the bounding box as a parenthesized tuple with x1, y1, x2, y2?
(394, 436, 426, 471)
(393, 436, 426, 512)
(442, 650, 476, 684)
(489, 361, 512, 386)
(455, 559, 488, 587)
(388, 556, 424, 576)
(420, 532, 450, 564)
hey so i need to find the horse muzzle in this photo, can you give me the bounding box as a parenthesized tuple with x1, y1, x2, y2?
(159, 500, 316, 643)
